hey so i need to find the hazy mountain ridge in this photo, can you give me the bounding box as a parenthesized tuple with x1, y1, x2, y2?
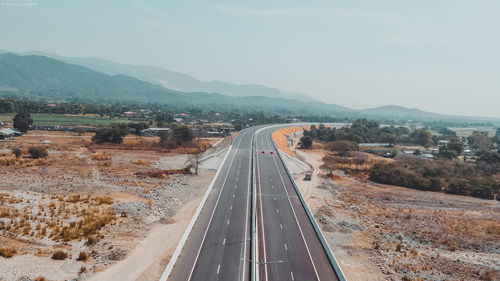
(0, 53, 353, 115)
(361, 105, 444, 118)
(0, 49, 317, 102)
(0, 52, 498, 123)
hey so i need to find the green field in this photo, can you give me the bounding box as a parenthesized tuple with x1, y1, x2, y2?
(0, 113, 132, 126)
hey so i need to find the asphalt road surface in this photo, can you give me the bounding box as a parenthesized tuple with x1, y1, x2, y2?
(167, 125, 341, 281)
(168, 127, 256, 281)
(255, 127, 339, 281)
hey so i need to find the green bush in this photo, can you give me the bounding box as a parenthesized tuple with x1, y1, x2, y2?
(28, 146, 48, 159)
(326, 140, 358, 153)
(159, 125, 194, 148)
(92, 124, 129, 144)
(299, 136, 313, 149)
(446, 178, 498, 200)
(370, 162, 442, 191)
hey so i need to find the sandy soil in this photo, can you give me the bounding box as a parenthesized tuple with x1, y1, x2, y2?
(294, 149, 386, 281)
(0, 132, 225, 281)
(88, 199, 200, 281)
(293, 147, 500, 281)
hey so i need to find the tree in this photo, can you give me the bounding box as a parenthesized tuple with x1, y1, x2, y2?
(0, 100, 14, 113)
(468, 131, 494, 152)
(409, 128, 432, 147)
(155, 112, 174, 127)
(299, 136, 313, 149)
(186, 150, 202, 175)
(128, 123, 149, 136)
(439, 137, 464, 159)
(172, 125, 194, 145)
(159, 126, 194, 148)
(92, 124, 128, 144)
(13, 112, 33, 133)
(326, 140, 358, 154)
(478, 151, 500, 163)
(234, 123, 243, 131)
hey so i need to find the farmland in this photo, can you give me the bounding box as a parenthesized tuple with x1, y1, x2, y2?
(0, 113, 132, 126)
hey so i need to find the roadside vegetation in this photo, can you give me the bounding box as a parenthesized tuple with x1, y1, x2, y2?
(301, 120, 500, 200)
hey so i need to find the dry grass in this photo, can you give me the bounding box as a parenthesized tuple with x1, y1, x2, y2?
(79, 266, 87, 274)
(0, 192, 117, 244)
(0, 247, 16, 258)
(131, 159, 151, 165)
(95, 196, 113, 205)
(91, 152, 112, 161)
(324, 170, 500, 280)
(0, 131, 207, 278)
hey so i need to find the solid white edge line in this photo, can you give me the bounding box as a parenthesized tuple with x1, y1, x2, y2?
(187, 134, 244, 280)
(159, 133, 243, 281)
(268, 132, 322, 281)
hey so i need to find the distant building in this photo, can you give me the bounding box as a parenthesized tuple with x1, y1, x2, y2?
(0, 128, 22, 139)
(140, 128, 171, 136)
(124, 111, 136, 117)
(359, 143, 392, 147)
(139, 109, 152, 114)
(438, 140, 449, 149)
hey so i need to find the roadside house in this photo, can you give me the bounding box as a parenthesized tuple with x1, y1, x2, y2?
(0, 128, 22, 140)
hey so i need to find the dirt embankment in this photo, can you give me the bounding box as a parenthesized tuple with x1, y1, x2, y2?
(294, 148, 500, 281)
(0, 132, 224, 281)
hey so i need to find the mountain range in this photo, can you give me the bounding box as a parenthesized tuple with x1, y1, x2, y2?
(0, 49, 317, 103)
(0, 50, 498, 123)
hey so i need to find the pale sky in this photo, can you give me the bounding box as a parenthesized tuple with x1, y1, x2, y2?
(1, 0, 500, 117)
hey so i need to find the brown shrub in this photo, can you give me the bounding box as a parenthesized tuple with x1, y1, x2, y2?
(79, 266, 87, 274)
(51, 250, 68, 260)
(0, 247, 16, 258)
(77, 251, 89, 261)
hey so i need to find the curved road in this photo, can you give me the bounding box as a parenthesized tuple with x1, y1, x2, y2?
(166, 125, 343, 281)
(255, 126, 340, 281)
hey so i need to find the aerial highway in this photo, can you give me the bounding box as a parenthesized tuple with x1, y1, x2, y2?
(255, 126, 341, 281)
(165, 127, 256, 281)
(163, 125, 345, 281)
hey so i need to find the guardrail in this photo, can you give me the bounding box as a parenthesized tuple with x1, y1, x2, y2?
(269, 133, 347, 281)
